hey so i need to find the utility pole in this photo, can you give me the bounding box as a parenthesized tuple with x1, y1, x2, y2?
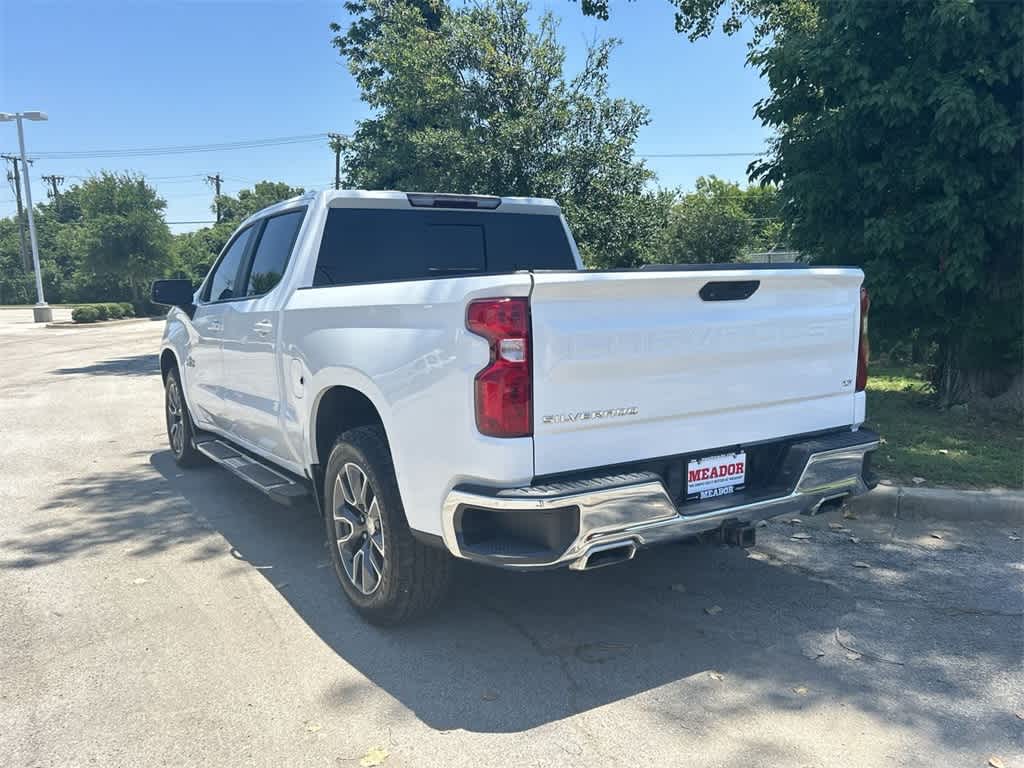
(0, 110, 51, 321)
(2, 154, 30, 270)
(41, 174, 64, 200)
(206, 173, 223, 222)
(328, 133, 344, 190)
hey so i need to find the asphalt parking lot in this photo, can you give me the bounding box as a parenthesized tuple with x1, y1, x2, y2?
(1, 311, 1021, 768)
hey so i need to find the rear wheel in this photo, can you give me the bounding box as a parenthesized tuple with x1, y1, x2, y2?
(324, 425, 451, 625)
(164, 367, 207, 468)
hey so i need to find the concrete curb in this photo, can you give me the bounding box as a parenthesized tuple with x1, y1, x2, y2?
(46, 317, 161, 329)
(849, 484, 1024, 525)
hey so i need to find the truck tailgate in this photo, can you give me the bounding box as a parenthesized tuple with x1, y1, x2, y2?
(529, 268, 864, 476)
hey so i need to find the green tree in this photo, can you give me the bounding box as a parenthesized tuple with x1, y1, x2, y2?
(654, 176, 781, 264)
(215, 181, 305, 223)
(171, 221, 238, 283)
(65, 172, 174, 303)
(581, 0, 1022, 410)
(331, 0, 669, 268)
(0, 218, 36, 304)
(746, 1, 1023, 409)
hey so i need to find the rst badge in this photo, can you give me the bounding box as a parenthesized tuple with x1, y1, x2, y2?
(686, 452, 746, 500)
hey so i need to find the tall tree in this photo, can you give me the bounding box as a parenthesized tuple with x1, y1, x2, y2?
(331, 0, 670, 268)
(66, 172, 174, 303)
(747, 1, 1023, 409)
(579, 0, 1023, 410)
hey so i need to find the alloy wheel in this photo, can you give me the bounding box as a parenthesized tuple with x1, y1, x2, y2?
(166, 378, 184, 456)
(332, 462, 386, 595)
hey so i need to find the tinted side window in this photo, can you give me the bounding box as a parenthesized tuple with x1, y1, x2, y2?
(313, 208, 575, 286)
(204, 226, 255, 302)
(245, 209, 306, 297)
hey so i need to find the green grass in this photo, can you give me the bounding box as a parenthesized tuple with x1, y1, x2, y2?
(865, 365, 1023, 489)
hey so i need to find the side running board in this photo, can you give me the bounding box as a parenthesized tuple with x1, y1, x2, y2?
(194, 436, 311, 507)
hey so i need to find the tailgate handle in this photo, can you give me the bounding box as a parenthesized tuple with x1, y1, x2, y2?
(699, 280, 760, 301)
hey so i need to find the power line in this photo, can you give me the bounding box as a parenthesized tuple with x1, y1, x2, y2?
(638, 151, 765, 158)
(11, 133, 330, 160)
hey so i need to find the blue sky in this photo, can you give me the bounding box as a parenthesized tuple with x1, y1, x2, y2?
(1, 0, 770, 232)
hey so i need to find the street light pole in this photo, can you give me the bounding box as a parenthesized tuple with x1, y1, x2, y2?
(1, 110, 51, 322)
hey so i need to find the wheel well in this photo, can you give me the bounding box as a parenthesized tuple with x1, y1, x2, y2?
(314, 386, 386, 463)
(160, 349, 178, 382)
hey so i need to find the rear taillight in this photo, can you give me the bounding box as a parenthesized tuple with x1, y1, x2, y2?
(856, 286, 870, 392)
(467, 298, 532, 437)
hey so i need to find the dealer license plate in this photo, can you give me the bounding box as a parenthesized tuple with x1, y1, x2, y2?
(686, 452, 746, 500)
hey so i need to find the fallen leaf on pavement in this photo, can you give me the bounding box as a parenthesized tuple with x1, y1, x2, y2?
(790, 532, 812, 541)
(802, 649, 825, 660)
(747, 551, 769, 561)
(842, 508, 858, 520)
(930, 532, 944, 540)
(131, 578, 148, 585)
(845, 652, 862, 661)
(481, 690, 498, 702)
(792, 686, 808, 695)
(1009, 535, 1021, 542)
(704, 605, 722, 615)
(360, 747, 389, 767)
(848, 536, 861, 544)
(709, 670, 724, 681)
(851, 561, 871, 569)
(789, 518, 803, 525)
(828, 522, 846, 531)
(911, 477, 926, 485)
(988, 757, 1005, 768)
(305, 721, 322, 733)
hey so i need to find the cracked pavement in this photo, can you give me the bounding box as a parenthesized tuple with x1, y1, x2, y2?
(1, 309, 1022, 767)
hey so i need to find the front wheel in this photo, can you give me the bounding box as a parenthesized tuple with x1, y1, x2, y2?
(164, 367, 207, 468)
(324, 425, 451, 625)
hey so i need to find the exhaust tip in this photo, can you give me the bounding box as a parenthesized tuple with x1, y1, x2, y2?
(571, 541, 637, 571)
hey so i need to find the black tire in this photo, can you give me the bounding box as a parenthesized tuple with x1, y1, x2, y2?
(164, 367, 208, 468)
(323, 425, 451, 625)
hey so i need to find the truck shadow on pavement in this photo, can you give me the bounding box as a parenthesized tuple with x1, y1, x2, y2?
(6, 449, 1021, 751)
(51, 353, 159, 378)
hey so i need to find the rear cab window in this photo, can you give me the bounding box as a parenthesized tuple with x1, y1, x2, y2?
(313, 207, 576, 286)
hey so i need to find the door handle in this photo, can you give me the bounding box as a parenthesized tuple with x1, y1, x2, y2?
(253, 320, 273, 336)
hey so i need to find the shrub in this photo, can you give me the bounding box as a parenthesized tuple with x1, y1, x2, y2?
(93, 303, 109, 320)
(105, 303, 124, 319)
(72, 306, 101, 323)
(119, 302, 135, 317)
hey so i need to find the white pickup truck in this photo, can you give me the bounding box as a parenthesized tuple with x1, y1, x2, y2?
(153, 190, 878, 624)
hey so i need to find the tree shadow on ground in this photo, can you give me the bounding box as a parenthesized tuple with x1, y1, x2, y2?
(51, 354, 159, 377)
(3, 450, 1020, 756)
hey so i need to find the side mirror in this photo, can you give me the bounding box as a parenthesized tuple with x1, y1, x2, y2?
(151, 279, 195, 309)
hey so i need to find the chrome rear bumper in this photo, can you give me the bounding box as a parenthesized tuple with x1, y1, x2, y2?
(441, 430, 879, 570)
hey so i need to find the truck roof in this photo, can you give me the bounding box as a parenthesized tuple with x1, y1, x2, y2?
(241, 189, 562, 228)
